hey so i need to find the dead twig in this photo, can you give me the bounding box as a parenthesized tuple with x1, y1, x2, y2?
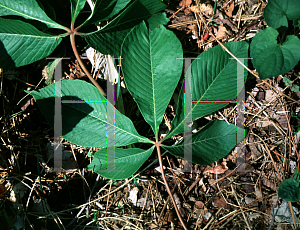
(156, 144, 188, 230)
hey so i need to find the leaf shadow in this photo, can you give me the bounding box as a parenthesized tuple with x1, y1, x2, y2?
(36, 95, 94, 136)
(0, 40, 15, 69)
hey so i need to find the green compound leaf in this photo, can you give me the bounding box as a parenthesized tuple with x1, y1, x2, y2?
(278, 178, 300, 202)
(82, 0, 131, 27)
(0, 18, 63, 69)
(165, 40, 248, 139)
(163, 120, 245, 165)
(146, 12, 170, 30)
(84, 0, 166, 57)
(283, 76, 292, 86)
(121, 22, 183, 140)
(264, 0, 300, 29)
(0, 0, 64, 29)
(70, 0, 86, 25)
(250, 27, 300, 79)
(87, 146, 155, 180)
(28, 79, 152, 148)
(291, 85, 299, 93)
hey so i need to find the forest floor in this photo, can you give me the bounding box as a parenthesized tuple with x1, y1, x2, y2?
(1, 0, 300, 229)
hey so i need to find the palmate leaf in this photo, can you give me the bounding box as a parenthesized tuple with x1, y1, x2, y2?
(70, 0, 87, 24)
(121, 22, 183, 140)
(165, 40, 249, 139)
(83, 0, 166, 57)
(163, 119, 245, 165)
(250, 27, 300, 79)
(264, 0, 300, 29)
(0, 18, 63, 69)
(278, 178, 300, 202)
(87, 146, 155, 180)
(0, 0, 64, 29)
(28, 79, 152, 148)
(82, 0, 131, 27)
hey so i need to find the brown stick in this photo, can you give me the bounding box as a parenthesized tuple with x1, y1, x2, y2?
(156, 144, 188, 230)
(157, 178, 178, 223)
(70, 33, 107, 96)
(288, 201, 297, 229)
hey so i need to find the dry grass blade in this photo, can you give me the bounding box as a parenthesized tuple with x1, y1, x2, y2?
(231, 184, 251, 230)
(288, 201, 297, 229)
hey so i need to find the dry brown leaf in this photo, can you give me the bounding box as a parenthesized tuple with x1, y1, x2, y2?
(195, 200, 204, 209)
(254, 187, 262, 199)
(179, 0, 193, 15)
(262, 177, 276, 191)
(224, 1, 234, 17)
(270, 108, 288, 130)
(204, 162, 228, 174)
(190, 5, 199, 13)
(242, 183, 255, 193)
(248, 135, 261, 158)
(215, 24, 227, 40)
(190, 4, 214, 15)
(213, 197, 228, 208)
(179, 0, 192, 7)
(187, 24, 199, 39)
(270, 196, 279, 206)
(264, 89, 276, 102)
(21, 98, 34, 111)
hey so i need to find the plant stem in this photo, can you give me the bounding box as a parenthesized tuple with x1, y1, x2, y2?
(288, 201, 297, 229)
(61, 26, 71, 33)
(70, 33, 107, 96)
(156, 144, 188, 230)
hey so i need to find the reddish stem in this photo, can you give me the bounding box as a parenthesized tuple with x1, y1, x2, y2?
(156, 144, 188, 230)
(62, 27, 72, 33)
(199, 29, 210, 43)
(70, 33, 106, 96)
